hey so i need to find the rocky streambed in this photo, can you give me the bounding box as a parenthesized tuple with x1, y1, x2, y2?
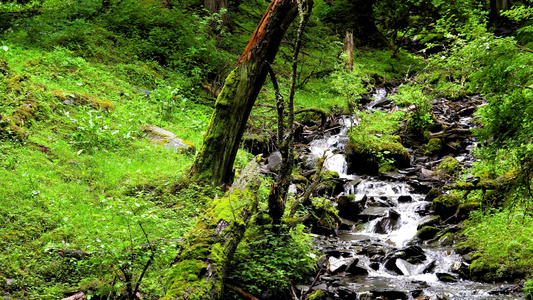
(256, 89, 525, 299)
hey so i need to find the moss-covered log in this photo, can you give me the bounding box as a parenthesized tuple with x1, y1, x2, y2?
(190, 0, 299, 186)
(163, 161, 262, 300)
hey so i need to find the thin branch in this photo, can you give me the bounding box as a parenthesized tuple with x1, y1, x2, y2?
(225, 283, 260, 300)
(133, 223, 156, 298)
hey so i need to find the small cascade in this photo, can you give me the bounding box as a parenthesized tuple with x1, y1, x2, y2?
(308, 116, 354, 179)
(298, 91, 523, 299)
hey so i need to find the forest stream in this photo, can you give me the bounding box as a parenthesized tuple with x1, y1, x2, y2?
(269, 89, 525, 300)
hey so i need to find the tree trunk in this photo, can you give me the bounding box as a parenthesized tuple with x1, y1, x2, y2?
(204, 0, 229, 27)
(164, 161, 262, 300)
(190, 0, 299, 186)
(343, 31, 354, 72)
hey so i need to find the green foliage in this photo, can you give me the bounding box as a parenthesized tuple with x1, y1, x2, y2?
(526, 278, 533, 299)
(390, 84, 433, 136)
(463, 208, 533, 279)
(347, 110, 408, 171)
(226, 224, 317, 297)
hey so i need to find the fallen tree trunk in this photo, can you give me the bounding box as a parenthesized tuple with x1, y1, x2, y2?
(163, 161, 262, 300)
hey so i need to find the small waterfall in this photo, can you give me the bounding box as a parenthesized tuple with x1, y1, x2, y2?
(308, 116, 354, 179)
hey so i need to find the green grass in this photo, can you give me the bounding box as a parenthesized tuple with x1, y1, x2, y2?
(0, 42, 215, 299)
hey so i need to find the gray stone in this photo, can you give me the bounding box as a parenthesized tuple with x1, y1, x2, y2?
(142, 125, 196, 154)
(266, 151, 282, 171)
(417, 216, 441, 230)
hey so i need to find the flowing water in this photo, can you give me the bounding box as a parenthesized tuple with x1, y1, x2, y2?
(303, 90, 522, 299)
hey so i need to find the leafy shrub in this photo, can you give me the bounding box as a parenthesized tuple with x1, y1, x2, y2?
(390, 84, 433, 136)
(226, 224, 317, 297)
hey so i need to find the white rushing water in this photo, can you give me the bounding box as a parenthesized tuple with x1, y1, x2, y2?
(308, 116, 355, 179)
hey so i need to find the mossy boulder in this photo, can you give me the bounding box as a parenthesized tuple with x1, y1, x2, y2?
(469, 258, 506, 282)
(346, 137, 410, 175)
(317, 170, 343, 196)
(424, 138, 443, 155)
(142, 125, 196, 154)
(416, 215, 440, 230)
(431, 194, 461, 220)
(305, 289, 327, 300)
(457, 202, 481, 220)
(52, 89, 114, 111)
(437, 156, 462, 178)
(424, 187, 441, 202)
(336, 194, 367, 221)
(242, 132, 272, 155)
(416, 226, 439, 240)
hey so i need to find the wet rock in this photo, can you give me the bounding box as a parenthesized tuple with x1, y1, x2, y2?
(419, 168, 435, 179)
(265, 151, 282, 172)
(301, 154, 319, 170)
(396, 258, 420, 276)
(367, 197, 391, 207)
(336, 286, 357, 299)
(336, 194, 367, 221)
(437, 232, 455, 246)
(384, 246, 428, 274)
(369, 262, 380, 270)
(417, 216, 441, 230)
(361, 244, 386, 257)
(398, 195, 413, 203)
(436, 272, 457, 282)
(375, 217, 399, 234)
(359, 207, 389, 222)
(416, 226, 439, 240)
(424, 188, 441, 202)
(389, 209, 401, 220)
(414, 202, 432, 216)
(313, 283, 328, 291)
(372, 290, 408, 300)
(422, 260, 436, 274)
(142, 125, 196, 154)
(380, 171, 405, 181)
(450, 261, 470, 279)
(328, 257, 348, 274)
(345, 259, 369, 276)
(431, 194, 461, 221)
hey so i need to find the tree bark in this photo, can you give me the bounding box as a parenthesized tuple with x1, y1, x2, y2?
(164, 161, 262, 300)
(343, 31, 354, 73)
(190, 0, 299, 186)
(204, 0, 229, 27)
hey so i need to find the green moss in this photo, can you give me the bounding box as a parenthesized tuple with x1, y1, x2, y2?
(0, 57, 9, 75)
(7, 74, 27, 93)
(416, 226, 439, 240)
(306, 289, 326, 300)
(424, 138, 443, 155)
(322, 170, 339, 180)
(0, 116, 28, 141)
(469, 258, 502, 282)
(431, 194, 461, 220)
(425, 188, 440, 201)
(51, 89, 115, 111)
(437, 156, 462, 177)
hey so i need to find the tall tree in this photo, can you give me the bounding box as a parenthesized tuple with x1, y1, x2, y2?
(190, 0, 299, 186)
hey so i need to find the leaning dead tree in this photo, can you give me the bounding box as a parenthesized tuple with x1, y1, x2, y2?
(191, 0, 299, 186)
